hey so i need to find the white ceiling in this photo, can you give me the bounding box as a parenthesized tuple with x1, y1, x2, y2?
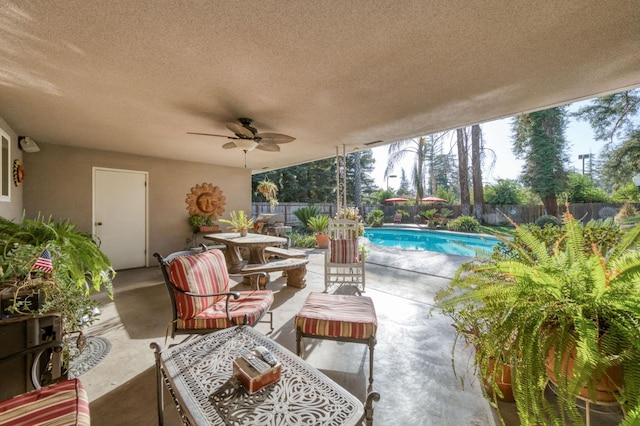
(1, 1, 639, 173)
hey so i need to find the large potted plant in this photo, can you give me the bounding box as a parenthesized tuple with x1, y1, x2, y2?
(435, 210, 640, 425)
(0, 214, 115, 369)
(307, 215, 329, 248)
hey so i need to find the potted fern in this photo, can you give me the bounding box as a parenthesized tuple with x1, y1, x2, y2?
(0, 214, 115, 371)
(435, 210, 640, 425)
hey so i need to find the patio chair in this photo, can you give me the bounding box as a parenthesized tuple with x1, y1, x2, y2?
(393, 213, 402, 224)
(324, 219, 366, 293)
(153, 247, 273, 338)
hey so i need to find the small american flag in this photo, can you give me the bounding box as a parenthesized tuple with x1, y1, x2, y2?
(32, 248, 54, 274)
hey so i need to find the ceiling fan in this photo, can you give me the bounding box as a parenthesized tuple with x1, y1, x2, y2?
(187, 117, 295, 152)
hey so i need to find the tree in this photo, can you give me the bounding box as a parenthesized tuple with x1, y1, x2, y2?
(397, 169, 412, 196)
(573, 89, 640, 146)
(484, 179, 523, 205)
(345, 149, 377, 204)
(385, 137, 430, 204)
(252, 149, 377, 204)
(512, 107, 569, 216)
(471, 124, 484, 222)
(574, 90, 640, 189)
(565, 172, 610, 203)
(457, 128, 471, 215)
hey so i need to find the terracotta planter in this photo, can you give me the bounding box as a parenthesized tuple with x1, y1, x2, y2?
(315, 233, 329, 249)
(198, 225, 219, 233)
(484, 358, 514, 402)
(546, 347, 623, 403)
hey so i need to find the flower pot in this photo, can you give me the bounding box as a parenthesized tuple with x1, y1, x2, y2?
(546, 347, 623, 403)
(240, 228, 248, 237)
(315, 233, 329, 249)
(484, 358, 514, 402)
(198, 225, 219, 233)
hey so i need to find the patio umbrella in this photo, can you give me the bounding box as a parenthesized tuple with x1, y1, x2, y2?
(384, 197, 409, 203)
(421, 196, 447, 203)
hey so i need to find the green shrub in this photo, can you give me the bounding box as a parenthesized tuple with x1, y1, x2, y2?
(447, 216, 480, 233)
(534, 215, 560, 227)
(293, 206, 322, 228)
(493, 219, 622, 262)
(366, 210, 384, 227)
(288, 231, 316, 248)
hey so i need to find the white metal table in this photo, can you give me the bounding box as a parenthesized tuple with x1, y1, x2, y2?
(151, 326, 378, 425)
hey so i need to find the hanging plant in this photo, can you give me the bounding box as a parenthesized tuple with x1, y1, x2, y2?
(256, 180, 279, 211)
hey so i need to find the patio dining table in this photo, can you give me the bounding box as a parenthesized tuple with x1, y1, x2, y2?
(204, 233, 287, 274)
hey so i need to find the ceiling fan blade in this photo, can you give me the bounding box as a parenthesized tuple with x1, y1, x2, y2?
(256, 142, 280, 152)
(222, 142, 237, 149)
(226, 122, 255, 138)
(187, 132, 237, 139)
(255, 133, 295, 144)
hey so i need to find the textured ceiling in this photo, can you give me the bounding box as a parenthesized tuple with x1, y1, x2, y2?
(1, 1, 639, 172)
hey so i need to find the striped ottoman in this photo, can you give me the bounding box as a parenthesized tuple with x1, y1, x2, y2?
(294, 292, 377, 384)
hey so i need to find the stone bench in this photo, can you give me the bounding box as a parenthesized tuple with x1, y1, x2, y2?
(232, 258, 309, 289)
(264, 247, 307, 259)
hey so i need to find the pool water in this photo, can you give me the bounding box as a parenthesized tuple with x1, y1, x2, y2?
(363, 227, 500, 257)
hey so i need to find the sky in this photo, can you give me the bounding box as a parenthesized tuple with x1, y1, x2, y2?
(371, 100, 603, 190)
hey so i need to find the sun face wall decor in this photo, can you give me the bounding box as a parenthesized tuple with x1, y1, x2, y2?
(185, 183, 226, 219)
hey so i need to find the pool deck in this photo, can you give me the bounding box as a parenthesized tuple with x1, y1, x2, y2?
(364, 241, 471, 279)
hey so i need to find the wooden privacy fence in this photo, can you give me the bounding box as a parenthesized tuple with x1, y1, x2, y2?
(252, 202, 639, 226)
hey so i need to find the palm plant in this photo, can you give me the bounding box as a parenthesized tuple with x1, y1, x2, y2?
(435, 210, 640, 425)
(293, 206, 322, 230)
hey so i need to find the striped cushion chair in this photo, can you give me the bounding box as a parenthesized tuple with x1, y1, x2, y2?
(0, 378, 90, 426)
(154, 248, 273, 337)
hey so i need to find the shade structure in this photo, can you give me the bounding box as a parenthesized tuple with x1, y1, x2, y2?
(384, 198, 409, 203)
(421, 196, 447, 203)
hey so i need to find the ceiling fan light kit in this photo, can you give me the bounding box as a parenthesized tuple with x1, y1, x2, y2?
(188, 117, 295, 154)
(234, 139, 259, 151)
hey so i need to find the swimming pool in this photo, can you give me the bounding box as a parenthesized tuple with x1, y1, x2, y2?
(363, 227, 500, 256)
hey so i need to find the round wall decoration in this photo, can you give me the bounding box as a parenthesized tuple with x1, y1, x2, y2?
(13, 159, 24, 186)
(185, 183, 226, 218)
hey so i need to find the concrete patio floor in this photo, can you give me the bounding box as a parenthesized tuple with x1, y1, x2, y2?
(79, 244, 623, 425)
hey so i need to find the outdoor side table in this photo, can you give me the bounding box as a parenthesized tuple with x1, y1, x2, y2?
(151, 326, 378, 425)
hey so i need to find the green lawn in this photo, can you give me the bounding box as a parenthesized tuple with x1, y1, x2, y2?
(478, 224, 516, 237)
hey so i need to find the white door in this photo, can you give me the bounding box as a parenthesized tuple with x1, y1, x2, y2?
(93, 168, 148, 270)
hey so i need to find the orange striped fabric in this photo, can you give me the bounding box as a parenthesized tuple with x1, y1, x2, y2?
(177, 290, 274, 330)
(0, 379, 90, 426)
(329, 239, 359, 264)
(295, 293, 377, 340)
(169, 250, 230, 319)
